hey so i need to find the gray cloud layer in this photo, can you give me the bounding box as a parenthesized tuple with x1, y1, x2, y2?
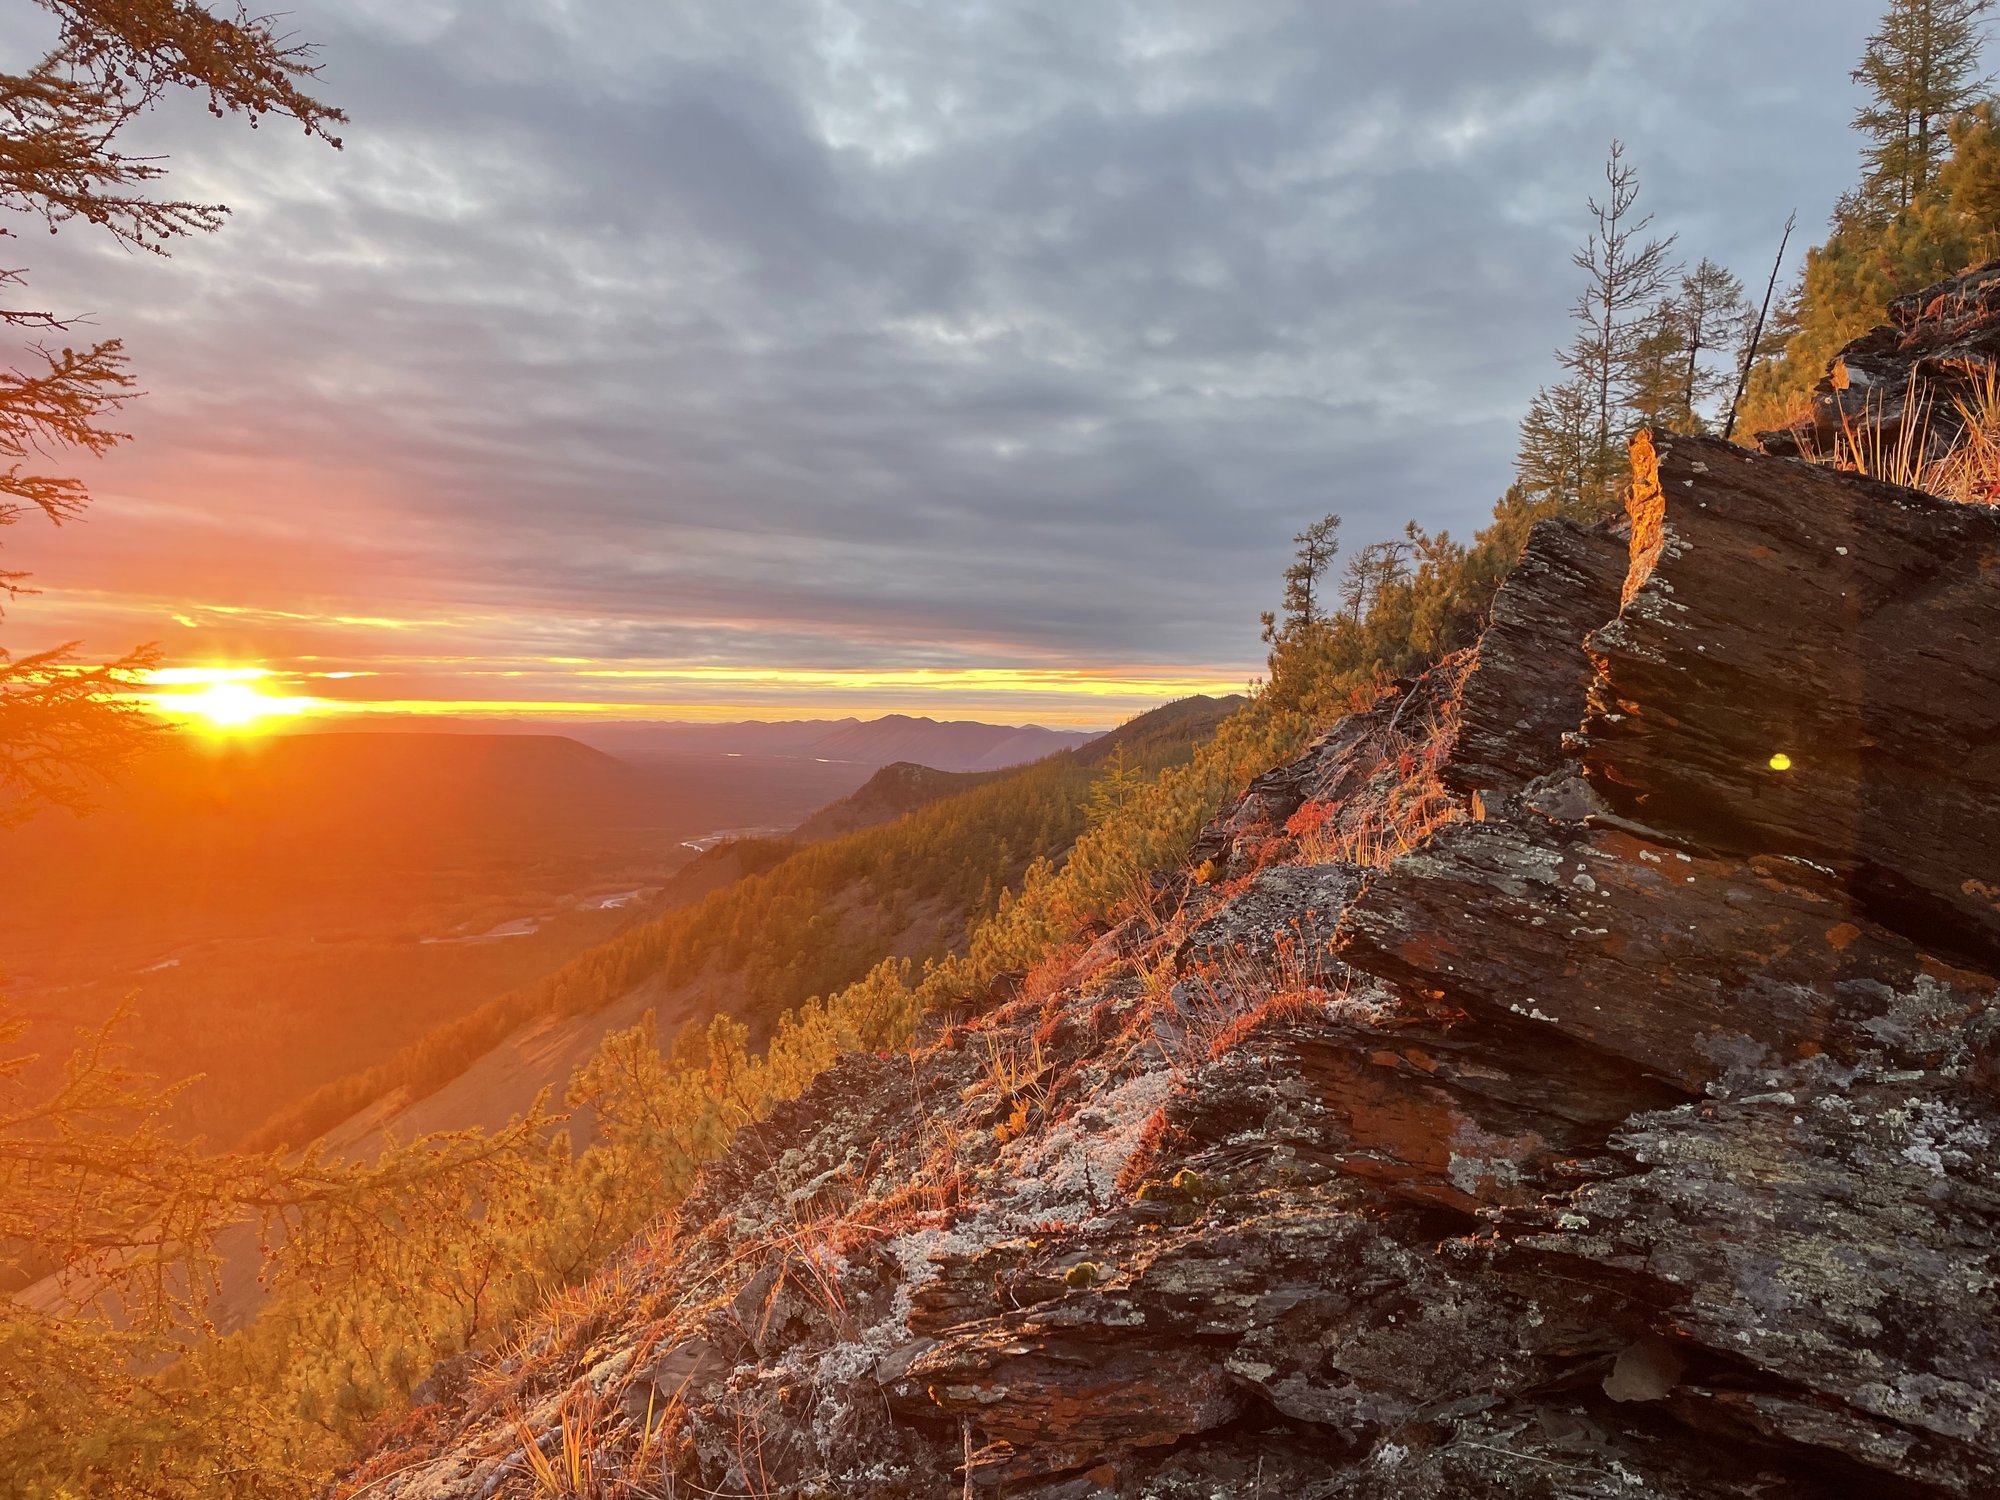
(11, 0, 1883, 693)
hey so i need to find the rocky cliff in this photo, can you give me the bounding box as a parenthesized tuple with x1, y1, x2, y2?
(345, 290, 2000, 1500)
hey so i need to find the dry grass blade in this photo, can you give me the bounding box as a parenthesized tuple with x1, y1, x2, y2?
(513, 1400, 602, 1498)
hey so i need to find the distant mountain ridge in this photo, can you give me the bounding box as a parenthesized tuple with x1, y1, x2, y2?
(567, 713, 1098, 771)
(789, 696, 1245, 843)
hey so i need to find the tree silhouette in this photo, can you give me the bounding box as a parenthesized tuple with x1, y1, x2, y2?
(1261, 513, 1341, 645)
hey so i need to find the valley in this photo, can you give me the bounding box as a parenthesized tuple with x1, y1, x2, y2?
(0, 721, 1094, 1149)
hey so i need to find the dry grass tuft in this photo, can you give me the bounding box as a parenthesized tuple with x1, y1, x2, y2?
(1168, 914, 1347, 1069)
(1202, 988, 1326, 1062)
(514, 1396, 607, 1498)
(1830, 361, 2000, 506)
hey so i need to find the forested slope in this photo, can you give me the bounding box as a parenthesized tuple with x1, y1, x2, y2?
(246, 697, 1230, 1153)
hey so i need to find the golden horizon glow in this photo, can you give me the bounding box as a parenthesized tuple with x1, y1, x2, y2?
(571, 665, 1250, 698)
(117, 656, 1253, 732)
(145, 666, 272, 686)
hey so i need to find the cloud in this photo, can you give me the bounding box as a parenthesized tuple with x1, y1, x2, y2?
(5, 0, 1884, 720)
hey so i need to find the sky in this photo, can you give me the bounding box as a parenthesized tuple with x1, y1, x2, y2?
(4, 0, 1888, 729)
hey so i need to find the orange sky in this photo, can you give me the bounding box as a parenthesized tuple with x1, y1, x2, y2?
(23, 486, 1255, 733)
(13, 446, 1259, 732)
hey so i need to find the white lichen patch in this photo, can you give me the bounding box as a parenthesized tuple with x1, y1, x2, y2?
(1008, 1067, 1176, 1220)
(807, 1340, 883, 1457)
(875, 1223, 988, 1348)
(1891, 1098, 1992, 1177)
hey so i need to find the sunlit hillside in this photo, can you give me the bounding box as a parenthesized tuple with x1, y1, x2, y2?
(239, 694, 1235, 1156)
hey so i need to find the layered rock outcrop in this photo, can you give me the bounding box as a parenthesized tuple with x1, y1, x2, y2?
(348, 291, 2000, 1500)
(1759, 254, 2000, 467)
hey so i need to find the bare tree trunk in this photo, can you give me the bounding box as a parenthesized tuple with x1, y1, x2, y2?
(1723, 211, 1797, 443)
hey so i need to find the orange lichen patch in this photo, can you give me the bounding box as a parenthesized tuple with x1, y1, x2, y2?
(1825, 921, 1862, 953)
(1914, 952, 2000, 1000)
(1291, 1042, 1555, 1212)
(1594, 827, 1675, 865)
(1962, 876, 2000, 913)
(1339, 1093, 1467, 1185)
(1624, 428, 1668, 608)
(1748, 854, 1842, 901)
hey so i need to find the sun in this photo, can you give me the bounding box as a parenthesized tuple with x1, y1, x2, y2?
(138, 666, 325, 735)
(180, 681, 295, 731)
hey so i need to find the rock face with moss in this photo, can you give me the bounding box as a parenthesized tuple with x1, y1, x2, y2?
(346, 325, 2000, 1498)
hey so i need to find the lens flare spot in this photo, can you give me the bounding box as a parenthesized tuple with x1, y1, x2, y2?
(1769, 752, 1793, 772)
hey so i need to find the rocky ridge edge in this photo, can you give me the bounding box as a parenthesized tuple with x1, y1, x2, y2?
(347, 291, 2000, 1500)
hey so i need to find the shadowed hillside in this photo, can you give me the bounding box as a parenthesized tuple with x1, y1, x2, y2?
(790, 762, 1009, 842)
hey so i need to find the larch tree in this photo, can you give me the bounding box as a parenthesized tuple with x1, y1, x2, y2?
(1514, 375, 1595, 512)
(1674, 258, 1752, 431)
(1735, 3, 1998, 437)
(1336, 537, 1413, 626)
(1257, 512, 1344, 715)
(0, 0, 345, 825)
(1934, 96, 2000, 234)
(1556, 140, 1680, 503)
(1260, 512, 1340, 644)
(1085, 742, 1147, 827)
(1624, 297, 1692, 434)
(1626, 260, 1755, 437)
(1853, 0, 1995, 215)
